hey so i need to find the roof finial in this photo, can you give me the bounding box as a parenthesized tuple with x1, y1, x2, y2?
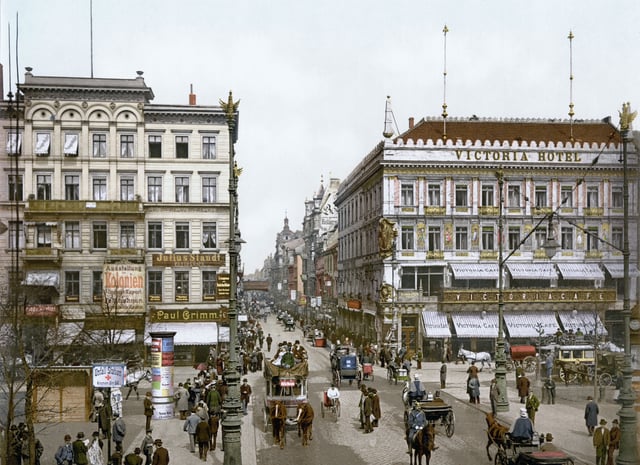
(442, 25, 449, 141)
(383, 96, 394, 138)
(568, 30, 575, 142)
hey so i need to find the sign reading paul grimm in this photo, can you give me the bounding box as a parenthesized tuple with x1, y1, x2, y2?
(150, 308, 229, 323)
(152, 253, 226, 267)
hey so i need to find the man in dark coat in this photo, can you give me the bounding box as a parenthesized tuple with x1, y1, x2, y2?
(111, 413, 126, 449)
(72, 432, 88, 465)
(584, 395, 599, 436)
(151, 439, 169, 465)
(516, 375, 530, 404)
(369, 388, 381, 427)
(363, 392, 374, 433)
(143, 392, 154, 432)
(195, 419, 211, 461)
(124, 448, 143, 465)
(240, 379, 252, 415)
(607, 418, 620, 465)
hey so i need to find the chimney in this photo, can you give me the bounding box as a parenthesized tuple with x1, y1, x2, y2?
(189, 84, 196, 105)
(408, 117, 414, 129)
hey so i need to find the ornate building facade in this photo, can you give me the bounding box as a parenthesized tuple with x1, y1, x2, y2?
(0, 70, 234, 365)
(335, 112, 639, 361)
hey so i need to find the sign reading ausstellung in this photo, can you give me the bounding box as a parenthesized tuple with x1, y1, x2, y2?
(152, 253, 226, 267)
(150, 308, 229, 323)
(103, 263, 145, 313)
(443, 288, 616, 304)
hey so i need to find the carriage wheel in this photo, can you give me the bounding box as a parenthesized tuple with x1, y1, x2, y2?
(494, 448, 509, 465)
(523, 356, 537, 374)
(559, 367, 577, 384)
(445, 410, 455, 437)
(599, 373, 613, 386)
(335, 401, 341, 421)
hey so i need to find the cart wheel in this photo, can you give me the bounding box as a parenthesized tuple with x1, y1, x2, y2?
(335, 400, 341, 420)
(321, 402, 325, 418)
(599, 373, 613, 386)
(494, 448, 508, 465)
(445, 410, 455, 437)
(559, 367, 577, 384)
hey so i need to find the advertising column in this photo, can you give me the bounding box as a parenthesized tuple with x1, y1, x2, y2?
(149, 331, 176, 419)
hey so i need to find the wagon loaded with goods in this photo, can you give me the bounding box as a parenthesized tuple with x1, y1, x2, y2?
(506, 345, 537, 374)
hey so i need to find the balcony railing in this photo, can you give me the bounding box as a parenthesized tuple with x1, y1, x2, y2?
(24, 247, 60, 262)
(26, 200, 143, 217)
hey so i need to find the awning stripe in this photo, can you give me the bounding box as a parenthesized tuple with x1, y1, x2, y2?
(506, 263, 557, 280)
(503, 312, 559, 338)
(557, 311, 608, 336)
(450, 263, 499, 280)
(603, 263, 639, 279)
(556, 263, 604, 280)
(421, 311, 451, 338)
(451, 312, 499, 338)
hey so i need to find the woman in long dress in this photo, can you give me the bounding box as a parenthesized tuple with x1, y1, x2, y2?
(87, 433, 104, 465)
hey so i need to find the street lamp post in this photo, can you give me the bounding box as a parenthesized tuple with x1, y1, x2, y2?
(616, 102, 638, 465)
(495, 170, 509, 412)
(496, 170, 559, 412)
(220, 91, 242, 465)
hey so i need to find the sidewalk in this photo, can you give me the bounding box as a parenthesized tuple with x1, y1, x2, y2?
(402, 360, 620, 465)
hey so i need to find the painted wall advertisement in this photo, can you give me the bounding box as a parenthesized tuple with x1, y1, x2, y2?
(103, 263, 145, 313)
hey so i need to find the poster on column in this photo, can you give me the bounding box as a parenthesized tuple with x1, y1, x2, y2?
(150, 334, 175, 419)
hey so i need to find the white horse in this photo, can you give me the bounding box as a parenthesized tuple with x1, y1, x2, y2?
(458, 347, 492, 369)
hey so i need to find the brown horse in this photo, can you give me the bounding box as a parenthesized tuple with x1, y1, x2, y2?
(485, 412, 508, 461)
(209, 412, 220, 450)
(409, 423, 434, 465)
(270, 400, 287, 449)
(295, 402, 314, 446)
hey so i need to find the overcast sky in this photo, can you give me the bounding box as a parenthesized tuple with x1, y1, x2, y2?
(2, 0, 639, 274)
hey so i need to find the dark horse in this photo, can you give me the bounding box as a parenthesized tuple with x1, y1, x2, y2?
(485, 412, 508, 461)
(409, 423, 435, 465)
(295, 402, 314, 446)
(270, 400, 287, 449)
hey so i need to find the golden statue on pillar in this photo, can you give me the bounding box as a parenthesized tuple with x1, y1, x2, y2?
(619, 102, 636, 131)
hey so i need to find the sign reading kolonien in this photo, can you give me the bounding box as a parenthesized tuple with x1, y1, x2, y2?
(103, 263, 145, 313)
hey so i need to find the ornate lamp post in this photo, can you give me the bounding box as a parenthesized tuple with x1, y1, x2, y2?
(220, 91, 242, 465)
(496, 170, 559, 412)
(495, 169, 509, 412)
(617, 102, 638, 465)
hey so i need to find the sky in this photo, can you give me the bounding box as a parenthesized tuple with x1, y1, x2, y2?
(2, 0, 639, 274)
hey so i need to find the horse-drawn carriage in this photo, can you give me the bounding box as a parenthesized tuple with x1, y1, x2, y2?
(330, 345, 362, 387)
(494, 439, 574, 465)
(403, 394, 455, 438)
(284, 318, 296, 331)
(262, 356, 309, 447)
(506, 345, 537, 374)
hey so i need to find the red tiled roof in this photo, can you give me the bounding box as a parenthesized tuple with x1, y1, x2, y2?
(398, 117, 620, 146)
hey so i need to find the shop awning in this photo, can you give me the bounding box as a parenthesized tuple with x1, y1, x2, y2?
(557, 310, 608, 336)
(603, 263, 639, 279)
(451, 312, 499, 338)
(145, 322, 223, 345)
(23, 271, 59, 289)
(421, 311, 451, 338)
(506, 263, 558, 280)
(556, 263, 604, 280)
(450, 263, 498, 280)
(503, 312, 559, 338)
